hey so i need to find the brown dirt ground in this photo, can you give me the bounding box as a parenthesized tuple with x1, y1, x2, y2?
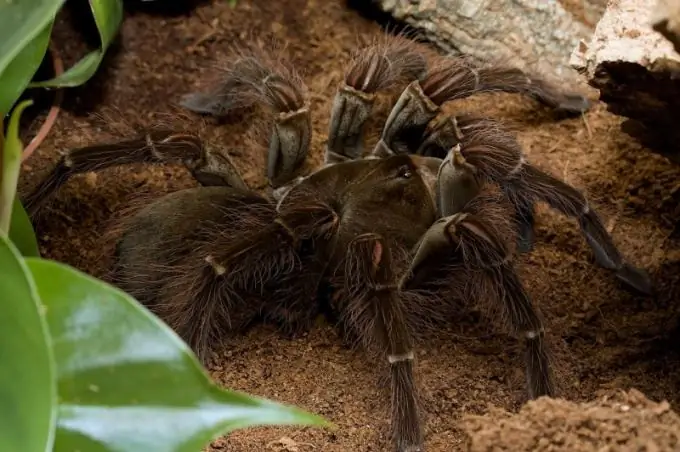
(17, 0, 680, 451)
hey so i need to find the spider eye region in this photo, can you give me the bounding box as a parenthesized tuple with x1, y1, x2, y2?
(397, 165, 413, 179)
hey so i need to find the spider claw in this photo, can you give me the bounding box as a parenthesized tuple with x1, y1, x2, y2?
(402, 215, 462, 290)
(326, 86, 375, 161)
(553, 93, 592, 114)
(377, 81, 439, 153)
(435, 144, 481, 217)
(178, 90, 232, 116)
(267, 108, 312, 187)
(615, 263, 654, 296)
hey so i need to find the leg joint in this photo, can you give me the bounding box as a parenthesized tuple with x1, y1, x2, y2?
(388, 351, 414, 364)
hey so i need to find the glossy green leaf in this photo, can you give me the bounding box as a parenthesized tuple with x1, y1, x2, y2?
(0, 0, 66, 78)
(0, 22, 52, 116)
(26, 258, 328, 452)
(9, 198, 40, 257)
(0, 236, 56, 452)
(1, 100, 33, 237)
(31, 0, 123, 88)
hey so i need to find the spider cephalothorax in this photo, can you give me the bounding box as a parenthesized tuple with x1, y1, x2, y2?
(24, 35, 652, 452)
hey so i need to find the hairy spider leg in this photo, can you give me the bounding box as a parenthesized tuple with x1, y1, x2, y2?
(400, 190, 555, 400)
(414, 115, 653, 295)
(179, 44, 312, 188)
(371, 56, 591, 158)
(336, 233, 423, 452)
(22, 130, 247, 217)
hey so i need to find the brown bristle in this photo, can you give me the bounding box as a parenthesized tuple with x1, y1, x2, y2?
(420, 58, 480, 105)
(456, 117, 524, 182)
(181, 41, 308, 116)
(345, 34, 427, 93)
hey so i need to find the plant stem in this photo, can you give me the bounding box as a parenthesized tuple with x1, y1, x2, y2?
(0, 100, 33, 237)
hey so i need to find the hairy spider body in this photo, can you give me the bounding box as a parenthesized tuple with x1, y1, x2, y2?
(24, 36, 652, 452)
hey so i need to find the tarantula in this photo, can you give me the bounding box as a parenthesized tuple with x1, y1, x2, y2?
(24, 36, 652, 452)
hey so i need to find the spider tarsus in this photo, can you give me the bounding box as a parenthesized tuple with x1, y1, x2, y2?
(552, 93, 592, 115)
(391, 359, 423, 452)
(519, 163, 653, 295)
(615, 263, 654, 296)
(524, 330, 555, 399)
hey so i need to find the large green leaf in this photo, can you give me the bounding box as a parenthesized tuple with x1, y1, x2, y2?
(0, 22, 52, 116)
(0, 236, 56, 452)
(26, 258, 327, 452)
(31, 0, 123, 88)
(0, 0, 66, 78)
(9, 198, 40, 257)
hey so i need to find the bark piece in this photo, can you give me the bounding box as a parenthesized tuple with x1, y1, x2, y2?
(651, 0, 680, 53)
(371, 0, 602, 87)
(570, 0, 680, 163)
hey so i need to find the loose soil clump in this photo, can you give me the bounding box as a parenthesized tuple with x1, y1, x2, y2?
(19, 0, 680, 450)
(463, 389, 680, 451)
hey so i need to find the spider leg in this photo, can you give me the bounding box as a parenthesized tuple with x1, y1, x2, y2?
(337, 233, 422, 452)
(418, 115, 653, 295)
(514, 163, 653, 295)
(179, 45, 312, 188)
(326, 35, 427, 164)
(372, 58, 591, 157)
(22, 130, 246, 217)
(401, 193, 554, 399)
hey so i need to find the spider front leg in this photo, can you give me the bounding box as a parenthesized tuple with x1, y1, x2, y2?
(22, 130, 246, 217)
(372, 58, 591, 157)
(326, 35, 427, 164)
(401, 193, 554, 399)
(336, 234, 422, 452)
(179, 44, 312, 188)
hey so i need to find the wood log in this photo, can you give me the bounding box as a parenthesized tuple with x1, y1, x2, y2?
(570, 0, 680, 163)
(370, 0, 605, 87)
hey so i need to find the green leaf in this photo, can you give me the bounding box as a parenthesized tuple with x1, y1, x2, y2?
(9, 198, 40, 257)
(0, 0, 66, 78)
(0, 22, 52, 116)
(31, 0, 123, 88)
(0, 236, 56, 452)
(26, 258, 328, 452)
(0, 99, 33, 237)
